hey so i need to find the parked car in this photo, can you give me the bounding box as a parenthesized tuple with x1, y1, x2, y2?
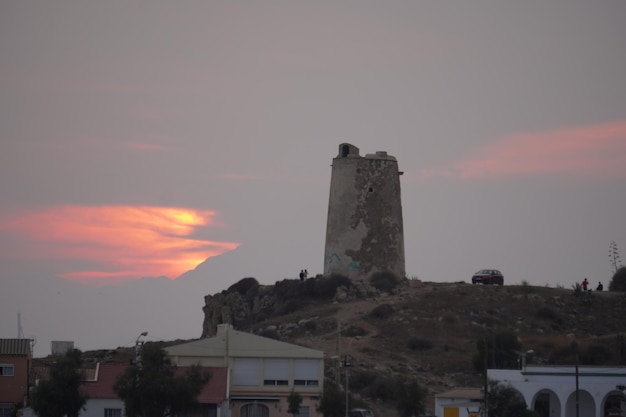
(471, 269, 503, 285)
(349, 409, 375, 417)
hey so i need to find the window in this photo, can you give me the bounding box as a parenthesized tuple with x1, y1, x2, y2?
(293, 359, 319, 387)
(240, 403, 269, 417)
(263, 359, 288, 386)
(233, 358, 259, 386)
(0, 404, 14, 417)
(104, 409, 121, 417)
(0, 364, 14, 377)
(297, 405, 310, 417)
(294, 379, 318, 386)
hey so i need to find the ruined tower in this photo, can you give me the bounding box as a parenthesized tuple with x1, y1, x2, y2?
(324, 143, 405, 280)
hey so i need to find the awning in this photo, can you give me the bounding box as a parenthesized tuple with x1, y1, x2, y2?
(230, 396, 281, 402)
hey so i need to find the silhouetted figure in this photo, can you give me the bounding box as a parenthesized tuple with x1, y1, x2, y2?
(304, 269, 308, 279)
(582, 278, 589, 291)
(299, 270, 305, 281)
(597, 282, 603, 291)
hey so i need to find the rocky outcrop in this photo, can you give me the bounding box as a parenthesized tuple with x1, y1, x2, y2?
(200, 275, 393, 338)
(201, 284, 276, 337)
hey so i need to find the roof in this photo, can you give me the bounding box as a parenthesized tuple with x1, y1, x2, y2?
(31, 366, 97, 384)
(175, 366, 228, 403)
(82, 363, 129, 399)
(30, 366, 50, 383)
(81, 363, 228, 403)
(0, 339, 31, 356)
(165, 325, 324, 359)
(436, 387, 483, 400)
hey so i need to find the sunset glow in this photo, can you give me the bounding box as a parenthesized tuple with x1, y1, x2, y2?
(0, 206, 240, 285)
(414, 121, 626, 181)
(455, 121, 626, 180)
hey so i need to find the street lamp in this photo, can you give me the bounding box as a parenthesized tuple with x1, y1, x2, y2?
(520, 349, 534, 371)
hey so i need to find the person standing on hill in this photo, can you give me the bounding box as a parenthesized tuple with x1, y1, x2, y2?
(582, 278, 589, 291)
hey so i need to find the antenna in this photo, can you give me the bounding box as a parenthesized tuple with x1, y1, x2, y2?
(17, 311, 25, 339)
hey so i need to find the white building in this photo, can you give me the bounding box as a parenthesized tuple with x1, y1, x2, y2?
(165, 324, 325, 417)
(435, 366, 626, 417)
(489, 365, 626, 417)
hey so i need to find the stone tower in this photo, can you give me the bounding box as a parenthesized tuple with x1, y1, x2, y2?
(324, 143, 405, 280)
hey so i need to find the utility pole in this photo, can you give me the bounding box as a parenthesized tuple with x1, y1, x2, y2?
(343, 354, 350, 417)
(483, 336, 488, 417)
(575, 354, 579, 417)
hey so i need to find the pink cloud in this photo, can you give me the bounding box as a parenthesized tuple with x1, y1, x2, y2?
(0, 206, 239, 285)
(419, 121, 626, 181)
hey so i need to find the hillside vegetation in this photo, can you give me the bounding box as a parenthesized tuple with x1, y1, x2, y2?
(223, 276, 626, 413)
(83, 276, 626, 415)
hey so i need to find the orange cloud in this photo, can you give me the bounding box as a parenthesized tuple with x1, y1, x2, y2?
(0, 206, 239, 285)
(418, 121, 626, 181)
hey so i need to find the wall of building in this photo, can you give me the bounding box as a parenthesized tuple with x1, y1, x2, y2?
(0, 354, 29, 405)
(324, 143, 405, 280)
(489, 366, 626, 417)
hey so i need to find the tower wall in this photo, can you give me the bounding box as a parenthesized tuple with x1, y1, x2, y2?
(324, 143, 405, 280)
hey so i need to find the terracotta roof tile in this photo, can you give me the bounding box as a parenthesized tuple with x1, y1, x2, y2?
(0, 339, 31, 356)
(82, 363, 129, 399)
(175, 366, 228, 403)
(81, 363, 228, 403)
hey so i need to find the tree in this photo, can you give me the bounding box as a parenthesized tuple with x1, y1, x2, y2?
(473, 331, 522, 372)
(396, 377, 426, 417)
(487, 380, 538, 417)
(114, 343, 211, 417)
(31, 349, 88, 417)
(609, 266, 626, 292)
(317, 380, 345, 417)
(287, 391, 303, 416)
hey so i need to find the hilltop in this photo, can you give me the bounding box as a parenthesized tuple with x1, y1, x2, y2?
(203, 277, 626, 414)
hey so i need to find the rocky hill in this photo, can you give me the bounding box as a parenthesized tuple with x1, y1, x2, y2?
(200, 276, 626, 414)
(78, 276, 626, 415)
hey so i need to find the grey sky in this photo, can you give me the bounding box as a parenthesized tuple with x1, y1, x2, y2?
(1, 1, 625, 356)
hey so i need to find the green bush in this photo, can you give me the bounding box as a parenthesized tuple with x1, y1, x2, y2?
(407, 337, 433, 351)
(370, 375, 397, 402)
(582, 344, 613, 365)
(609, 266, 626, 291)
(368, 304, 394, 320)
(549, 341, 579, 364)
(473, 331, 522, 371)
(226, 277, 259, 297)
(273, 275, 352, 301)
(535, 307, 563, 324)
(348, 369, 378, 391)
(314, 274, 352, 298)
(274, 299, 301, 315)
(342, 325, 368, 337)
(369, 271, 400, 293)
(259, 329, 280, 340)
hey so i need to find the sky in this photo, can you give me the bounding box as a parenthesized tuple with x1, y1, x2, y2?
(1, 1, 625, 357)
